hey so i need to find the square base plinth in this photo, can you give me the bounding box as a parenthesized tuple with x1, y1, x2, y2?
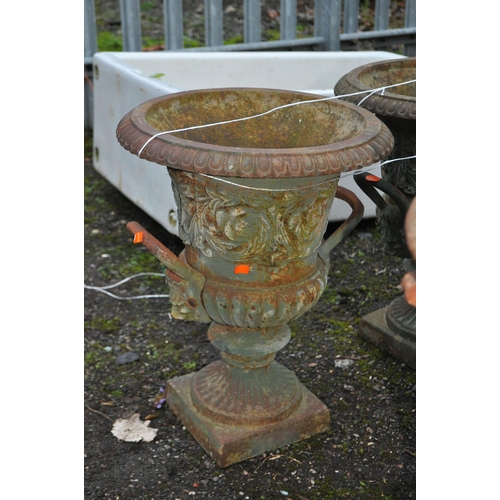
(166, 373, 330, 468)
(359, 306, 416, 369)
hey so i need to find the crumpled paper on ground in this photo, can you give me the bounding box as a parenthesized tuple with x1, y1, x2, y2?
(111, 413, 158, 442)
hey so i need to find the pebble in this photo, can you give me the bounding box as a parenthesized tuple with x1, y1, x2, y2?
(335, 359, 355, 369)
(357, 232, 373, 240)
(115, 352, 140, 364)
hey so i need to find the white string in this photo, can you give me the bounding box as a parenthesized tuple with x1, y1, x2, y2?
(348, 154, 417, 177)
(137, 79, 416, 158)
(379, 155, 416, 166)
(197, 173, 339, 192)
(84, 272, 169, 300)
(197, 154, 417, 192)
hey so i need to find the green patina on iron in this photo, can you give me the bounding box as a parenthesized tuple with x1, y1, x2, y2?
(115, 87, 395, 467)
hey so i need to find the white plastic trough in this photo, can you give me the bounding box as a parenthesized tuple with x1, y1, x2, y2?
(93, 51, 405, 236)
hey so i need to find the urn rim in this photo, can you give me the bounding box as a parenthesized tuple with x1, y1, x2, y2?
(116, 87, 395, 178)
(334, 58, 416, 121)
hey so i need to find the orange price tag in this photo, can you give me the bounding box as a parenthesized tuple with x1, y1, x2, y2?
(133, 232, 144, 244)
(234, 264, 250, 275)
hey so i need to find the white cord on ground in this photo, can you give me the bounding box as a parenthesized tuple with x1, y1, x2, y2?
(84, 272, 169, 300)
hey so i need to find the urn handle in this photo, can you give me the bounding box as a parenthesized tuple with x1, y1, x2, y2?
(126, 221, 211, 323)
(353, 172, 410, 217)
(353, 172, 412, 260)
(318, 185, 364, 262)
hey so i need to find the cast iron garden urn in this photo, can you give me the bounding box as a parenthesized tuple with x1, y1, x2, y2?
(116, 88, 394, 467)
(334, 58, 416, 368)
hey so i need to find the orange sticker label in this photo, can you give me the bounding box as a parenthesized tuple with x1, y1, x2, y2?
(234, 264, 250, 275)
(366, 174, 381, 182)
(133, 232, 144, 244)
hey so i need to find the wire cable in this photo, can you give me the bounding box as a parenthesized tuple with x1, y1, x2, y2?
(84, 272, 169, 300)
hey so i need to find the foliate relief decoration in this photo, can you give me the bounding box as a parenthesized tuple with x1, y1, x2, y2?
(170, 170, 336, 265)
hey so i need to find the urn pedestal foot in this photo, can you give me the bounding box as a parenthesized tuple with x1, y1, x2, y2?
(166, 369, 330, 468)
(358, 299, 415, 369)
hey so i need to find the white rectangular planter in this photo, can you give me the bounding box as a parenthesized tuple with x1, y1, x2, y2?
(93, 51, 404, 236)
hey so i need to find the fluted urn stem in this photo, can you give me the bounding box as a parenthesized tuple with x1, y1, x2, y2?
(190, 324, 302, 426)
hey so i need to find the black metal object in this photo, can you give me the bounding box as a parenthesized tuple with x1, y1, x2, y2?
(353, 171, 415, 369)
(353, 171, 412, 260)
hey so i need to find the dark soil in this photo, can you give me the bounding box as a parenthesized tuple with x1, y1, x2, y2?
(85, 2, 415, 499)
